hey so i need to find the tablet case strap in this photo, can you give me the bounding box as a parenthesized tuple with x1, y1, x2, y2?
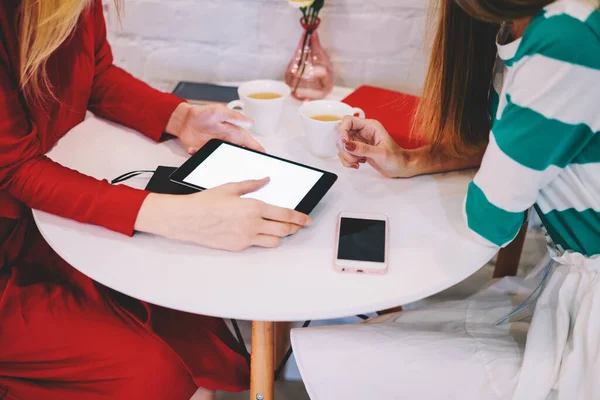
(111, 166, 199, 195)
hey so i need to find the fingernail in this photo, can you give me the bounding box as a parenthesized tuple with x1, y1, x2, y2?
(344, 141, 356, 152)
(358, 158, 367, 163)
(305, 217, 313, 226)
(351, 164, 359, 169)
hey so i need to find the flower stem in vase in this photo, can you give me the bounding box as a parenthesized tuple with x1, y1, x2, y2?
(301, 7, 308, 24)
(292, 30, 313, 93)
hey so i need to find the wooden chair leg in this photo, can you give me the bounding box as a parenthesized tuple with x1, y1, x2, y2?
(377, 305, 403, 315)
(494, 223, 528, 278)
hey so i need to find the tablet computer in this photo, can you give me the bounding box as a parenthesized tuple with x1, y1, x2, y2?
(170, 139, 338, 214)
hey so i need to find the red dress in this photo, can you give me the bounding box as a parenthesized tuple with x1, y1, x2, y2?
(0, 1, 249, 398)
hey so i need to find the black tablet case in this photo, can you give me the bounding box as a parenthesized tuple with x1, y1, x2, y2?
(145, 166, 198, 195)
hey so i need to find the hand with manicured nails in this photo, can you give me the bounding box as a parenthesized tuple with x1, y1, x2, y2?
(336, 116, 412, 178)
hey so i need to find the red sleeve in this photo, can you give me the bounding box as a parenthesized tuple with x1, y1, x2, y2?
(88, 0, 184, 141)
(0, 49, 148, 236)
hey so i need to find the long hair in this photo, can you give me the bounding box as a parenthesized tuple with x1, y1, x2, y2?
(413, 0, 556, 157)
(19, 0, 122, 101)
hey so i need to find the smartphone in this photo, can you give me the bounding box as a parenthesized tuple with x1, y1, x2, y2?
(334, 212, 389, 274)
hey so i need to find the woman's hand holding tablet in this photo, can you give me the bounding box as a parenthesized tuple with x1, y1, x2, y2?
(135, 178, 313, 252)
(170, 139, 338, 215)
(136, 140, 335, 252)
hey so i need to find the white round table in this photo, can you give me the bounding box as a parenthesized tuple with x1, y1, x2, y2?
(33, 87, 496, 400)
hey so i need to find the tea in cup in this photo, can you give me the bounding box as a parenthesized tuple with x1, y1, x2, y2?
(227, 80, 291, 136)
(299, 100, 365, 158)
(311, 114, 342, 122)
(247, 92, 283, 100)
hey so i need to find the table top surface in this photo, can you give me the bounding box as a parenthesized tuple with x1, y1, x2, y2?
(33, 86, 496, 321)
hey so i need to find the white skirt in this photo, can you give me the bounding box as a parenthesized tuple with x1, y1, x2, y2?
(291, 250, 600, 400)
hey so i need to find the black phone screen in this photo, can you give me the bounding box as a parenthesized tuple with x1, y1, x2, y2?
(337, 217, 386, 263)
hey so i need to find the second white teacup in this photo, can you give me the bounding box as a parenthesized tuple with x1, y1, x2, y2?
(299, 100, 365, 158)
(227, 80, 291, 136)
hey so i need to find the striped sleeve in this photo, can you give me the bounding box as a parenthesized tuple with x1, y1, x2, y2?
(464, 16, 600, 247)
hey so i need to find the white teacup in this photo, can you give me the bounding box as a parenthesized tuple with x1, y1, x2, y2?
(299, 100, 365, 158)
(227, 80, 291, 136)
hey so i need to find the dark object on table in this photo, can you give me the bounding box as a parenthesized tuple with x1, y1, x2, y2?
(172, 82, 239, 106)
(145, 166, 198, 195)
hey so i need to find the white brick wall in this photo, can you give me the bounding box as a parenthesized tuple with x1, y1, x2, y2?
(103, 0, 429, 94)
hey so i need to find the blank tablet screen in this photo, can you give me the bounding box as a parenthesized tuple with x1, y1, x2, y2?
(183, 143, 324, 210)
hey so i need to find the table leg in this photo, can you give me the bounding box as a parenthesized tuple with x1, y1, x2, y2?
(251, 321, 274, 400)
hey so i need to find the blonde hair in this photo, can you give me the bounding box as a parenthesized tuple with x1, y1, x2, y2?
(19, 0, 121, 101)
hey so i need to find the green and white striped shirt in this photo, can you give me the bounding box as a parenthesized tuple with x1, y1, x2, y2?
(464, 0, 600, 257)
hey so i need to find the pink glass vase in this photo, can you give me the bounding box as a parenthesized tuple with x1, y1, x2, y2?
(285, 18, 334, 101)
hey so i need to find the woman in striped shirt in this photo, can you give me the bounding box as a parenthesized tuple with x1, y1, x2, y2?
(292, 0, 600, 398)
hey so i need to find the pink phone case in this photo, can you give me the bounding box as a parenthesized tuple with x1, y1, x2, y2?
(333, 213, 389, 275)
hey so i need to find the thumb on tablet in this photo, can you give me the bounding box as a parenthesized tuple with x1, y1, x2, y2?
(225, 177, 270, 196)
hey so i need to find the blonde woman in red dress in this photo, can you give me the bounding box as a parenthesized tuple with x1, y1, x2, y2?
(0, 1, 312, 399)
